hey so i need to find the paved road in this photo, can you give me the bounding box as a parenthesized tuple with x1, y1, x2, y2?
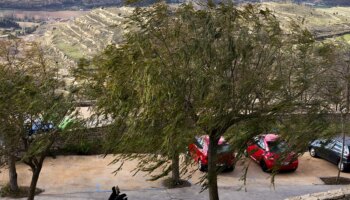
(1, 154, 349, 199)
(3, 185, 346, 200)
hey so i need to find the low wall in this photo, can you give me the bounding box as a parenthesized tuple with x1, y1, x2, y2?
(286, 187, 350, 200)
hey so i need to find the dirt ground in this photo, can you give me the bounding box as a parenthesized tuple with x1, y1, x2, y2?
(0, 154, 348, 195)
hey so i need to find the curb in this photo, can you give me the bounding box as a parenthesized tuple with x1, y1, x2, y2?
(286, 187, 350, 200)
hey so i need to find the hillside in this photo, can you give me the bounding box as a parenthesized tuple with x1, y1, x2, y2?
(41, 3, 350, 64)
(263, 3, 350, 38)
(42, 7, 130, 60)
(0, 0, 122, 9)
(37, 2, 350, 87)
(40, 7, 132, 86)
(0, 0, 184, 9)
(2, 0, 350, 10)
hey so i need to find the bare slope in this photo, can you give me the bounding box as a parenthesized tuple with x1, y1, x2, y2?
(39, 7, 132, 88)
(0, 0, 122, 9)
(38, 3, 350, 87)
(45, 3, 350, 62)
(1, 0, 350, 10)
(43, 7, 131, 60)
(263, 2, 350, 38)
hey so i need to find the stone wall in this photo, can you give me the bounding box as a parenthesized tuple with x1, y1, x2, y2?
(286, 187, 350, 200)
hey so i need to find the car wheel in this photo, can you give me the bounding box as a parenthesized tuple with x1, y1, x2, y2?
(198, 160, 207, 172)
(260, 160, 269, 173)
(309, 148, 318, 158)
(338, 161, 346, 172)
(226, 165, 235, 172)
(290, 167, 297, 172)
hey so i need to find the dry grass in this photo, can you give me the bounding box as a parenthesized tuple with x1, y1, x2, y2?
(262, 2, 350, 31)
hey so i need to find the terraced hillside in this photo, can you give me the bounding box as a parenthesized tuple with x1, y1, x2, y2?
(40, 7, 132, 87)
(45, 8, 127, 59)
(39, 3, 350, 87)
(46, 3, 350, 62)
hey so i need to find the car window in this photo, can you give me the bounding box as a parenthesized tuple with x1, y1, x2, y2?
(195, 137, 206, 149)
(195, 137, 203, 149)
(332, 142, 342, 153)
(199, 138, 205, 148)
(218, 144, 232, 154)
(267, 141, 288, 153)
(257, 137, 266, 150)
(325, 140, 336, 149)
(253, 136, 260, 143)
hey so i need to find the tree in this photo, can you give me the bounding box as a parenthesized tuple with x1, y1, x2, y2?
(0, 40, 74, 200)
(76, 3, 333, 200)
(319, 40, 350, 181)
(75, 3, 199, 185)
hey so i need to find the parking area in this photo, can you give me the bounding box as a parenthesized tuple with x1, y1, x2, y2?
(0, 154, 349, 199)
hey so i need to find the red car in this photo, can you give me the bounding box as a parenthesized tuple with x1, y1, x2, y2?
(246, 134, 298, 172)
(188, 135, 235, 172)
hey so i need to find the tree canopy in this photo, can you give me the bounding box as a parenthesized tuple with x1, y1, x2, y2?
(76, 3, 335, 200)
(0, 40, 74, 200)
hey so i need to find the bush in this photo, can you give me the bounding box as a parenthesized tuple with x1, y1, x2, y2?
(0, 185, 43, 198)
(0, 18, 20, 29)
(61, 140, 103, 155)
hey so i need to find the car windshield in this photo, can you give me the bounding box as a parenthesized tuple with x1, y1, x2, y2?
(267, 141, 288, 153)
(217, 143, 232, 154)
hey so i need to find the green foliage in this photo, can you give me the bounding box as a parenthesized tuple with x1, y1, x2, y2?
(0, 39, 75, 199)
(77, 2, 335, 199)
(62, 140, 102, 155)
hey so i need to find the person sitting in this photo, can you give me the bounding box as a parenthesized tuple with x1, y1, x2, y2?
(109, 186, 127, 200)
(108, 186, 117, 200)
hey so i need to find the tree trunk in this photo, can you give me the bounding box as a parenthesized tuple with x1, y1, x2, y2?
(337, 113, 345, 183)
(28, 164, 43, 200)
(208, 134, 219, 200)
(171, 151, 180, 184)
(8, 154, 19, 192)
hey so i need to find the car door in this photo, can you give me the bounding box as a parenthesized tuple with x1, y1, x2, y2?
(194, 136, 206, 161)
(189, 137, 203, 161)
(319, 139, 336, 162)
(328, 141, 342, 164)
(247, 136, 265, 162)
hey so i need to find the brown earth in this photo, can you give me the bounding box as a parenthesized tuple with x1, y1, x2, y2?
(0, 153, 349, 195)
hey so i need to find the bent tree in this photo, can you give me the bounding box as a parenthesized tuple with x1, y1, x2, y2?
(0, 40, 74, 200)
(75, 4, 200, 184)
(77, 3, 333, 200)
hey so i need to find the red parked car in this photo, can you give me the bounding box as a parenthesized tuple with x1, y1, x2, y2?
(246, 134, 298, 172)
(188, 135, 235, 172)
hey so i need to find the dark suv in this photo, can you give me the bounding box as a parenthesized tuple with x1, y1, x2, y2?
(309, 136, 350, 172)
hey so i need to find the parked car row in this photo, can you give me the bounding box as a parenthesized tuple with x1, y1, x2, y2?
(188, 133, 350, 173)
(24, 115, 75, 136)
